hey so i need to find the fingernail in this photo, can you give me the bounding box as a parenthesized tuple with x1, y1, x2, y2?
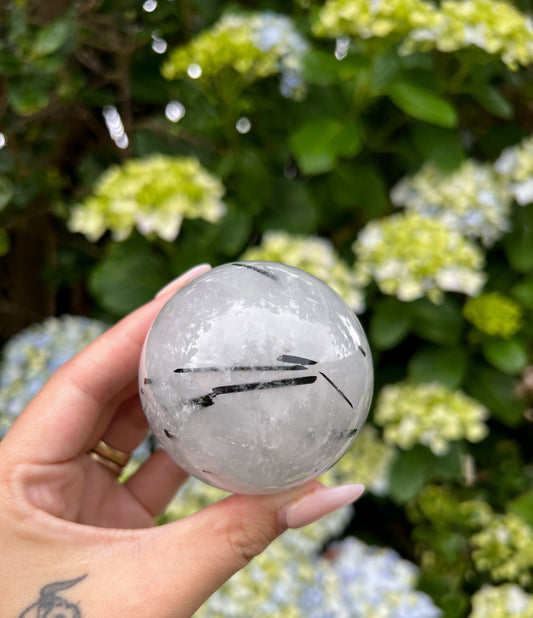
(279, 484, 365, 530)
(155, 264, 211, 298)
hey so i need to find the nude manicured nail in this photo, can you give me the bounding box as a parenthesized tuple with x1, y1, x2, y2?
(155, 264, 211, 298)
(279, 484, 365, 529)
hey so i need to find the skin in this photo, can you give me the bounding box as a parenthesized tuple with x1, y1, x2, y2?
(0, 273, 324, 617)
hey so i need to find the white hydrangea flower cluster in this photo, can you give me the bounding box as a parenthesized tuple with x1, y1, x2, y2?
(495, 134, 533, 206)
(314, 0, 533, 69)
(416, 0, 533, 70)
(320, 425, 396, 496)
(0, 316, 108, 436)
(162, 12, 309, 100)
(471, 514, 533, 585)
(391, 161, 512, 247)
(469, 584, 533, 618)
(69, 155, 226, 242)
(313, 0, 441, 42)
(241, 230, 366, 312)
(353, 212, 486, 303)
(374, 382, 489, 455)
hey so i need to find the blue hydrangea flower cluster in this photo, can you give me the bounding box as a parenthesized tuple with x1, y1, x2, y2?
(195, 533, 442, 617)
(0, 316, 108, 436)
(154, 475, 441, 617)
(326, 537, 443, 618)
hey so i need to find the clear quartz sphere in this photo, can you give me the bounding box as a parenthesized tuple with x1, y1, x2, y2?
(139, 262, 373, 494)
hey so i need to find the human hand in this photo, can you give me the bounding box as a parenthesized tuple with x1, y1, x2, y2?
(0, 264, 364, 617)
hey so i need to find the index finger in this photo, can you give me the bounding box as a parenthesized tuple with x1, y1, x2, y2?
(2, 265, 211, 464)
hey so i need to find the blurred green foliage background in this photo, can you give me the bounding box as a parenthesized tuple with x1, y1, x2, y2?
(1, 0, 533, 615)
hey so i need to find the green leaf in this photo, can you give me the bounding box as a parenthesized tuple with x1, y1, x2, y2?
(504, 205, 533, 273)
(301, 49, 371, 88)
(408, 346, 467, 389)
(430, 442, 463, 481)
(411, 124, 464, 172)
(388, 447, 429, 503)
(388, 80, 458, 128)
(89, 241, 170, 316)
(466, 365, 524, 427)
(336, 53, 371, 81)
(9, 78, 50, 116)
(0, 50, 20, 76)
(213, 209, 251, 256)
(370, 48, 400, 94)
(468, 83, 513, 120)
(369, 298, 411, 350)
(33, 20, 71, 58)
(301, 49, 343, 86)
(0, 176, 14, 211)
(131, 57, 171, 103)
(329, 164, 388, 214)
(511, 278, 533, 309)
(0, 228, 9, 257)
(482, 339, 529, 375)
(508, 489, 533, 528)
(411, 297, 464, 346)
(260, 179, 318, 234)
(289, 117, 362, 175)
(389, 443, 463, 503)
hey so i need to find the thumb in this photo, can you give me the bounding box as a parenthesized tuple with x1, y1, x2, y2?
(114, 481, 364, 617)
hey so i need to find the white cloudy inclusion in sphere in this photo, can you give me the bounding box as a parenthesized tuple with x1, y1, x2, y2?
(139, 262, 373, 494)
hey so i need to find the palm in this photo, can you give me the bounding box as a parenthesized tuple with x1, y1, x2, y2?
(32, 456, 155, 528)
(81, 458, 156, 528)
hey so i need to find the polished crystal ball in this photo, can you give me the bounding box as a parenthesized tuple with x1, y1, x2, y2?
(139, 261, 373, 494)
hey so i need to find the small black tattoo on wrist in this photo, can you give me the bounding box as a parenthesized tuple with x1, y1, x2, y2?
(20, 574, 87, 617)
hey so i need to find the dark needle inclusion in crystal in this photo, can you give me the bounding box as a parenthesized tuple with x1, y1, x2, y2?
(174, 354, 354, 410)
(231, 263, 280, 280)
(189, 375, 317, 408)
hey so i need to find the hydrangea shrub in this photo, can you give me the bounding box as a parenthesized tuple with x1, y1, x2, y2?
(2, 0, 533, 615)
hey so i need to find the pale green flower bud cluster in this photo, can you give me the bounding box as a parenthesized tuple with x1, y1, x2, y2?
(469, 584, 533, 618)
(69, 155, 226, 242)
(471, 514, 533, 585)
(0, 316, 108, 435)
(391, 161, 512, 247)
(411, 484, 494, 530)
(423, 0, 533, 70)
(495, 134, 533, 206)
(314, 0, 533, 69)
(463, 292, 523, 339)
(241, 230, 366, 312)
(353, 212, 486, 303)
(320, 425, 396, 496)
(162, 12, 309, 100)
(313, 0, 440, 42)
(374, 382, 489, 455)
